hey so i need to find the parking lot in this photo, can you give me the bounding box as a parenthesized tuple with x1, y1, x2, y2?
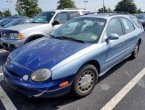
(0, 32, 144, 110)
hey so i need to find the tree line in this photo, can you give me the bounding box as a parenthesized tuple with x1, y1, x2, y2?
(0, 0, 144, 17)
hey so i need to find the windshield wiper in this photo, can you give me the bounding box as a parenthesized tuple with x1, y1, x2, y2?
(50, 35, 85, 43)
(59, 36, 85, 43)
(50, 35, 62, 39)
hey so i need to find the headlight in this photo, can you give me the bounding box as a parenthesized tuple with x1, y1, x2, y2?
(31, 69, 51, 82)
(10, 33, 24, 40)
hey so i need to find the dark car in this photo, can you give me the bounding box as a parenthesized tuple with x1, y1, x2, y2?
(135, 13, 145, 29)
(0, 16, 27, 27)
(0, 17, 3, 20)
(0, 16, 28, 48)
(3, 18, 31, 28)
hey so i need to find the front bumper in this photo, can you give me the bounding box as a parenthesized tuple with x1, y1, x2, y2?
(3, 66, 73, 98)
(0, 37, 25, 51)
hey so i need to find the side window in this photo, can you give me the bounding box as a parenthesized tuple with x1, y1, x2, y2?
(107, 18, 123, 36)
(54, 12, 68, 24)
(121, 18, 135, 34)
(68, 11, 80, 19)
(130, 16, 142, 28)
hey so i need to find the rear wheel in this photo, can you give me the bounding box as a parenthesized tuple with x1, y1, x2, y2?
(131, 43, 140, 59)
(72, 65, 98, 97)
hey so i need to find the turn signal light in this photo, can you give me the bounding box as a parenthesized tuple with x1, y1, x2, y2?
(17, 34, 25, 39)
(59, 81, 69, 87)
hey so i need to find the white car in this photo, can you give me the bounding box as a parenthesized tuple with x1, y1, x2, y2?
(0, 9, 90, 51)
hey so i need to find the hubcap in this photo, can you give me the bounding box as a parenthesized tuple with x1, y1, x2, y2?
(77, 70, 95, 94)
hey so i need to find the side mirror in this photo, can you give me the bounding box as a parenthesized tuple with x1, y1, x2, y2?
(52, 20, 60, 26)
(107, 34, 119, 40)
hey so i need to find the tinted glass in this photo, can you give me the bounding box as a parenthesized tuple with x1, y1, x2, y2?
(52, 17, 106, 43)
(0, 19, 14, 26)
(32, 11, 55, 23)
(4, 19, 23, 28)
(121, 18, 135, 34)
(68, 11, 80, 19)
(54, 13, 68, 24)
(107, 18, 123, 36)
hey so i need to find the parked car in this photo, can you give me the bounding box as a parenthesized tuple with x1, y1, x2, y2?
(0, 9, 89, 51)
(0, 17, 29, 48)
(0, 17, 3, 20)
(3, 18, 31, 28)
(3, 13, 144, 98)
(135, 13, 145, 29)
(0, 16, 27, 27)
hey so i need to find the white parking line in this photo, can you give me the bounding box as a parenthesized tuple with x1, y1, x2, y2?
(101, 68, 145, 110)
(0, 86, 17, 110)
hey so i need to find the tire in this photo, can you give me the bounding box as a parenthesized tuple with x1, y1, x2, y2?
(0, 45, 2, 49)
(72, 64, 98, 97)
(130, 43, 140, 59)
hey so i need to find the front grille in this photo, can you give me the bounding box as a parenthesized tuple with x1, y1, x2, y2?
(1, 30, 19, 38)
(1, 31, 10, 38)
(7, 68, 20, 78)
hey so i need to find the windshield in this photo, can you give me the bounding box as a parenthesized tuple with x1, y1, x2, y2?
(52, 17, 106, 43)
(0, 19, 14, 26)
(4, 19, 23, 28)
(32, 11, 55, 23)
(0, 19, 7, 25)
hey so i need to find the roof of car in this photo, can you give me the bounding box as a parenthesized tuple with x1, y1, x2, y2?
(81, 13, 130, 19)
(45, 9, 89, 12)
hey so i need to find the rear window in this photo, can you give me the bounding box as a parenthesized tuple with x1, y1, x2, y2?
(120, 18, 135, 34)
(68, 11, 80, 19)
(130, 16, 143, 28)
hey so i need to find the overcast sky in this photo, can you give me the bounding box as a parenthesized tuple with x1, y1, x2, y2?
(0, 0, 145, 14)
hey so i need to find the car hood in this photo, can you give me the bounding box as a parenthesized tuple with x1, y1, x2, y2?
(10, 37, 91, 71)
(6, 23, 46, 31)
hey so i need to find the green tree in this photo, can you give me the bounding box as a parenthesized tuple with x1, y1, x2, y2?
(98, 7, 112, 13)
(136, 8, 143, 13)
(2, 9, 12, 16)
(114, 0, 137, 14)
(16, 0, 42, 17)
(57, 0, 76, 9)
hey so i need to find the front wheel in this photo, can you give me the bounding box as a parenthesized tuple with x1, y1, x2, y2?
(130, 43, 140, 59)
(72, 65, 98, 97)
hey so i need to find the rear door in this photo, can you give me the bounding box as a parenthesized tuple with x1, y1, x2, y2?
(120, 17, 141, 56)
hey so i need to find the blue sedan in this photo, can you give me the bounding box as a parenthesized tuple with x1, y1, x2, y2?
(3, 13, 144, 98)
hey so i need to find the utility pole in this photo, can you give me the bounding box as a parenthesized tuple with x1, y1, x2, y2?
(83, 0, 88, 10)
(103, 0, 105, 13)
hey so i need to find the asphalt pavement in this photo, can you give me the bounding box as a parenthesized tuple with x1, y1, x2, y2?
(0, 32, 145, 110)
